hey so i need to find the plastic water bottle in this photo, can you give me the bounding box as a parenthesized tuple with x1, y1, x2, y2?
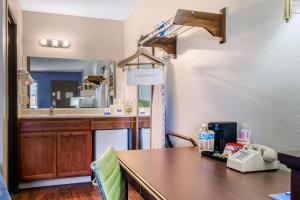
(208, 129, 215, 152)
(198, 124, 209, 152)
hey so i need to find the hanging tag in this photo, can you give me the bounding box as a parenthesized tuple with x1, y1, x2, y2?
(126, 68, 164, 85)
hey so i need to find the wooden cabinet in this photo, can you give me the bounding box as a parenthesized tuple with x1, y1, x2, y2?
(57, 131, 91, 177)
(20, 132, 56, 180)
(19, 119, 92, 181)
(19, 117, 150, 181)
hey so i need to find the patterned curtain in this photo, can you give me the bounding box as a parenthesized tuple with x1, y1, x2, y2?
(150, 83, 166, 149)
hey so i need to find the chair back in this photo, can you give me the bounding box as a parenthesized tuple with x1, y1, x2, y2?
(0, 176, 10, 200)
(91, 147, 126, 200)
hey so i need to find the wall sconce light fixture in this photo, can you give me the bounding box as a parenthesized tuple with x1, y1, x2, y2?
(39, 38, 71, 48)
(284, 0, 300, 22)
(284, 0, 292, 22)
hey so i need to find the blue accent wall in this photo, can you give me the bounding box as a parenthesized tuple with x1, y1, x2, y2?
(31, 71, 82, 108)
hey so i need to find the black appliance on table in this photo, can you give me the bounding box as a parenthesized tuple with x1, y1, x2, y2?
(201, 122, 237, 162)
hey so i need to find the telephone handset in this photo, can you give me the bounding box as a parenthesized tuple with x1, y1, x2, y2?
(227, 144, 279, 172)
(246, 144, 277, 162)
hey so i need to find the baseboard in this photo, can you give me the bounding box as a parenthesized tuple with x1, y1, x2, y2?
(19, 176, 92, 189)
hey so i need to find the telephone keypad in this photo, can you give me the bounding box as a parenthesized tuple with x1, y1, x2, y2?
(235, 151, 250, 160)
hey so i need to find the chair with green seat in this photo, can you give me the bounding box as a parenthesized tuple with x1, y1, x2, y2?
(91, 147, 126, 200)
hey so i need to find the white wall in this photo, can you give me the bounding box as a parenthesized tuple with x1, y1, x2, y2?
(8, 0, 22, 67)
(23, 11, 124, 61)
(82, 60, 106, 78)
(125, 0, 300, 151)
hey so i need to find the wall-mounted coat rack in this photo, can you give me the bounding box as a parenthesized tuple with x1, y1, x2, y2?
(83, 75, 106, 85)
(138, 8, 226, 58)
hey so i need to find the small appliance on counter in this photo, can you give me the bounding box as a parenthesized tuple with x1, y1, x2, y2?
(201, 122, 237, 162)
(79, 96, 94, 108)
(93, 129, 128, 161)
(139, 128, 150, 150)
(208, 122, 237, 152)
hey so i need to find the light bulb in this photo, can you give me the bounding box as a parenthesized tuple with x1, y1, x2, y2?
(62, 40, 70, 48)
(39, 38, 47, 46)
(52, 40, 59, 47)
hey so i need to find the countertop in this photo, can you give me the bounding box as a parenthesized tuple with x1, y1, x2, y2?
(18, 113, 143, 119)
(18, 108, 150, 119)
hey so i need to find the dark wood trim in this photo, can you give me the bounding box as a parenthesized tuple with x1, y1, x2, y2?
(7, 7, 19, 192)
(26, 57, 31, 109)
(220, 8, 227, 44)
(132, 117, 151, 149)
(278, 151, 300, 200)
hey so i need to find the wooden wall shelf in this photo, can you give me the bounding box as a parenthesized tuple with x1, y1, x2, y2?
(142, 36, 177, 58)
(174, 8, 226, 44)
(84, 76, 105, 84)
(138, 8, 226, 58)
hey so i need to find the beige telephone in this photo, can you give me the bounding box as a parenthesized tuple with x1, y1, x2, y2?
(227, 144, 279, 172)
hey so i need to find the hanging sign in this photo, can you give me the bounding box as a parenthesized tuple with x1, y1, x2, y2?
(127, 68, 164, 85)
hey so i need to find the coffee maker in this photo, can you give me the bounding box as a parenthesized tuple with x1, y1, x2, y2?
(208, 122, 237, 153)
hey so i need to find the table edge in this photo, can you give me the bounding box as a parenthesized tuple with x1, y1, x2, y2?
(118, 156, 168, 200)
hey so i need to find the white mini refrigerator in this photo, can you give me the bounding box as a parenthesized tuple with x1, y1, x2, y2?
(93, 129, 128, 160)
(139, 128, 151, 150)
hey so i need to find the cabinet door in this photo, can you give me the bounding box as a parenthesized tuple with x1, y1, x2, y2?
(57, 131, 92, 177)
(20, 132, 56, 181)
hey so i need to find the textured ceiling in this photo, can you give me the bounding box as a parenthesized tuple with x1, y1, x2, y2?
(20, 0, 142, 21)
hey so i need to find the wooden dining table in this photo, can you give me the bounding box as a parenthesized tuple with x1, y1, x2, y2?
(117, 147, 290, 200)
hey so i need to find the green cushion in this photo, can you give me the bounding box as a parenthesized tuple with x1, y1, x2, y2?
(92, 147, 125, 200)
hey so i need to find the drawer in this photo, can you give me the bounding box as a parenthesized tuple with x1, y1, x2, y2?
(19, 119, 91, 132)
(92, 117, 132, 130)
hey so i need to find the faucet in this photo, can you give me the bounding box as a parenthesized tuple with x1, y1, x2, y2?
(50, 106, 54, 115)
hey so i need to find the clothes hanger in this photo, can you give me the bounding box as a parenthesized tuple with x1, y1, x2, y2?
(117, 48, 165, 68)
(78, 80, 99, 90)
